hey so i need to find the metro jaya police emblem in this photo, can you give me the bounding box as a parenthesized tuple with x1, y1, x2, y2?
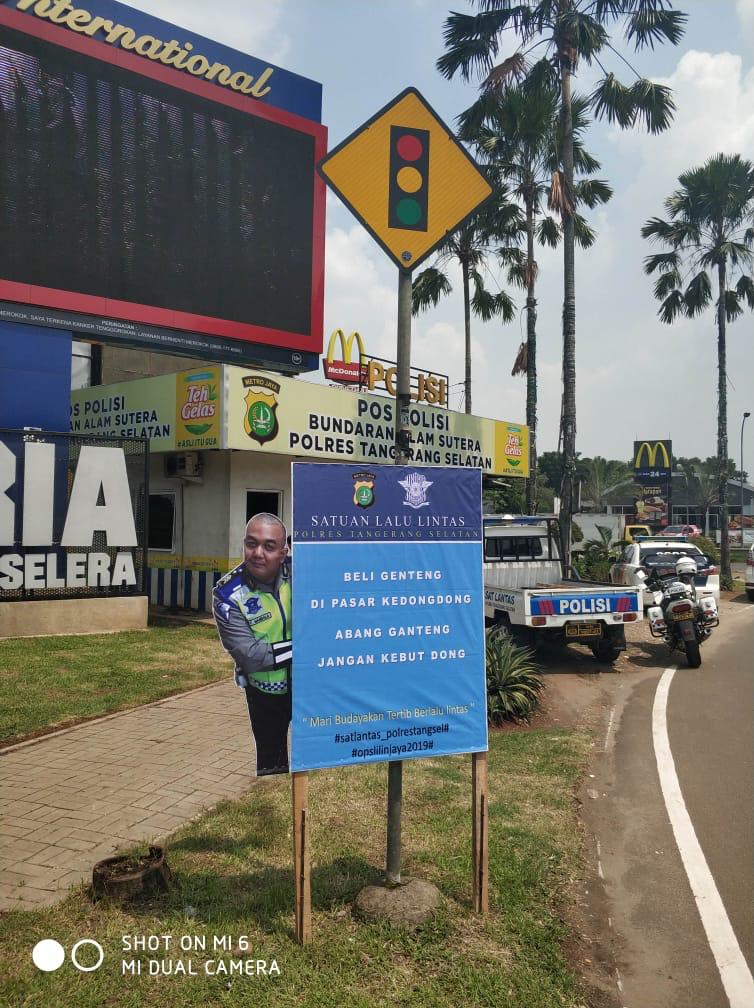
(352, 471, 376, 508)
(399, 471, 433, 509)
(242, 375, 280, 445)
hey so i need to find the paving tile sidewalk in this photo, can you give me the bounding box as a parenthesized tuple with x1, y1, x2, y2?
(0, 680, 254, 911)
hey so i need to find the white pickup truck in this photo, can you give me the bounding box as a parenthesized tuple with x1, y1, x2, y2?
(483, 515, 643, 663)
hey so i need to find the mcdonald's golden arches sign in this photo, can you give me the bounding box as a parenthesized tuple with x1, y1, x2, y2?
(633, 439, 672, 477)
(323, 330, 366, 384)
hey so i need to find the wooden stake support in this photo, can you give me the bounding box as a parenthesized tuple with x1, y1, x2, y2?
(292, 771, 311, 944)
(472, 751, 489, 914)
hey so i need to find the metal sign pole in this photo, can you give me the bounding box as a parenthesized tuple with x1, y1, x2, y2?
(386, 268, 413, 886)
(472, 751, 489, 913)
(396, 269, 413, 461)
(292, 771, 311, 943)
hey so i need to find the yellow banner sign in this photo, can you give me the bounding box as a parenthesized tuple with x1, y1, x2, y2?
(71, 374, 175, 448)
(227, 367, 528, 477)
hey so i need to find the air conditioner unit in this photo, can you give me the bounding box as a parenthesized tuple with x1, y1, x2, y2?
(165, 452, 201, 478)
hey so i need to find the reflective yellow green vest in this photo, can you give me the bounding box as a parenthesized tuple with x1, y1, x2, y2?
(232, 580, 292, 693)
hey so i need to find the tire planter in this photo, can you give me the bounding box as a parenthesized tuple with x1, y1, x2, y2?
(92, 845, 171, 902)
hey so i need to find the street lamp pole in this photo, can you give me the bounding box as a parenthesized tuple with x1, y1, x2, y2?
(741, 412, 751, 540)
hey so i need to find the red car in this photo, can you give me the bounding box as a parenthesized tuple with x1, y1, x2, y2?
(661, 524, 702, 538)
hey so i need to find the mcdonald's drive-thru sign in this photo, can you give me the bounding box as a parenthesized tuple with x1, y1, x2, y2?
(633, 439, 672, 479)
(323, 329, 366, 384)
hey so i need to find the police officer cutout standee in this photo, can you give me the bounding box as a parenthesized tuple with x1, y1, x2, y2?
(213, 513, 292, 775)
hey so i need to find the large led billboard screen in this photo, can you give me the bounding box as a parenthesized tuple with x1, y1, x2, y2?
(0, 5, 326, 370)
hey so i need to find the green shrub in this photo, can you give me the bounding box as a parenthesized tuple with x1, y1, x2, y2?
(572, 553, 587, 578)
(486, 626, 545, 724)
(689, 533, 719, 564)
(582, 555, 612, 581)
(572, 549, 611, 582)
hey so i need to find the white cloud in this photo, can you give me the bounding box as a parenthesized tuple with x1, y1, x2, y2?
(322, 222, 396, 360)
(517, 46, 754, 470)
(609, 50, 754, 167)
(737, 0, 754, 41)
(312, 40, 753, 471)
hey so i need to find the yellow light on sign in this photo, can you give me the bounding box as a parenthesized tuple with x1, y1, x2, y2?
(318, 88, 493, 271)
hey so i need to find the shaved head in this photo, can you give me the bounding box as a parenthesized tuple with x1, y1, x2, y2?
(243, 513, 288, 582)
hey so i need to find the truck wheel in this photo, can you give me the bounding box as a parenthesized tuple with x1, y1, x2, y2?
(747, 589, 754, 602)
(494, 612, 532, 647)
(591, 641, 620, 664)
(684, 639, 702, 668)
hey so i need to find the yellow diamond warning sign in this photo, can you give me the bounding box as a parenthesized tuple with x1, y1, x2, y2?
(318, 87, 493, 271)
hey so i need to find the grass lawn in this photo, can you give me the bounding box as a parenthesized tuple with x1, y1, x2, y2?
(0, 730, 599, 1008)
(0, 623, 227, 746)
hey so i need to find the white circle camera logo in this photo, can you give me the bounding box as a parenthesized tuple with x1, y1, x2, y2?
(32, 938, 104, 973)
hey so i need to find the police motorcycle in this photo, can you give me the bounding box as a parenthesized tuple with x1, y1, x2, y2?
(638, 556, 719, 668)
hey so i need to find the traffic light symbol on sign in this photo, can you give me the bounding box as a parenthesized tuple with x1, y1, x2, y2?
(317, 87, 493, 270)
(388, 126, 429, 232)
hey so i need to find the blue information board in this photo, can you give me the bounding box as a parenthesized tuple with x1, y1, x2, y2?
(291, 463, 487, 772)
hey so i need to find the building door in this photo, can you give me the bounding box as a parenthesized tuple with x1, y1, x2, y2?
(246, 490, 282, 523)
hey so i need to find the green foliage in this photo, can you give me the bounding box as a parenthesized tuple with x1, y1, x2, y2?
(572, 551, 611, 583)
(535, 475, 555, 512)
(486, 626, 545, 724)
(483, 473, 552, 516)
(538, 450, 566, 490)
(578, 456, 634, 508)
(689, 534, 719, 565)
(572, 524, 617, 581)
(438, 2, 686, 132)
(483, 482, 525, 515)
(571, 520, 584, 543)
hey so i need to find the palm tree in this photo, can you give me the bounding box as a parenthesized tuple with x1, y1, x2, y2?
(460, 86, 611, 512)
(411, 198, 520, 414)
(579, 456, 634, 511)
(695, 464, 720, 539)
(438, 0, 684, 570)
(642, 153, 754, 585)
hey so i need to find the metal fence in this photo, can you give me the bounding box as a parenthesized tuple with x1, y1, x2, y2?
(0, 428, 148, 602)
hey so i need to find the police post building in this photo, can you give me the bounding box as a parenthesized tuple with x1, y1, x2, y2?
(0, 0, 528, 631)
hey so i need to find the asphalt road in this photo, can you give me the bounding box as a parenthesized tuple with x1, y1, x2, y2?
(669, 606, 753, 983)
(584, 597, 754, 1008)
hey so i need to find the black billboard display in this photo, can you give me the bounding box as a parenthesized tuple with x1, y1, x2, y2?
(633, 439, 672, 528)
(0, 17, 326, 362)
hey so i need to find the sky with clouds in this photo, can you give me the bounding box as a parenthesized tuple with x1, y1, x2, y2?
(128, 0, 754, 474)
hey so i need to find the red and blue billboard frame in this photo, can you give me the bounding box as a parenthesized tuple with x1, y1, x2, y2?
(0, 3, 327, 370)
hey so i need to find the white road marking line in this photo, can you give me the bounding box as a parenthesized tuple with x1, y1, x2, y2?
(604, 706, 616, 752)
(652, 666, 754, 1008)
